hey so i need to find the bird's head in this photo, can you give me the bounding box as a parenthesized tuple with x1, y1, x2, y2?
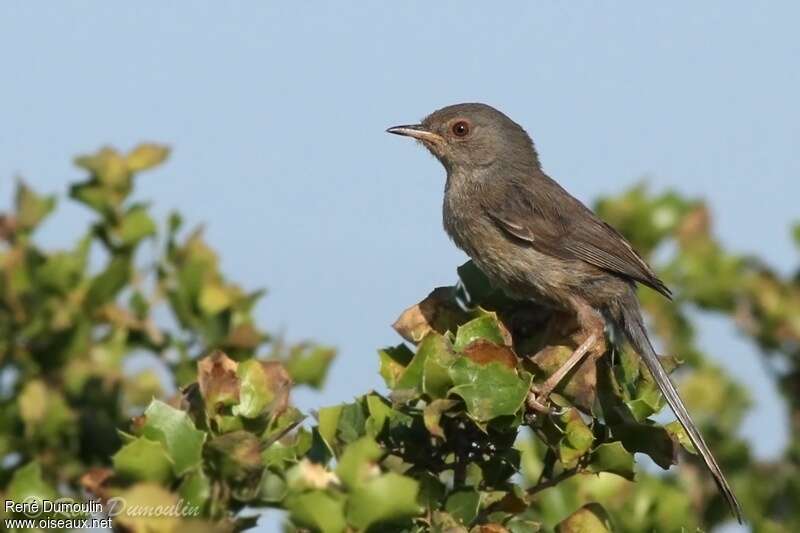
(387, 102, 539, 173)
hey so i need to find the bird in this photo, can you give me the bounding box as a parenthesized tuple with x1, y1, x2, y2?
(387, 102, 743, 523)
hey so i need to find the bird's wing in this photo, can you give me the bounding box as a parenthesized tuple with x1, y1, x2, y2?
(483, 177, 672, 299)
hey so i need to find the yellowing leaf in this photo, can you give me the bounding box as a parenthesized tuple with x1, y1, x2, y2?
(126, 143, 170, 172)
(199, 283, 233, 314)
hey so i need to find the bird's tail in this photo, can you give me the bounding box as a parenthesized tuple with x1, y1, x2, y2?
(619, 304, 743, 523)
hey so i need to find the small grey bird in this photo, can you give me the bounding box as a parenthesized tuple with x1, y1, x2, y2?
(387, 102, 742, 522)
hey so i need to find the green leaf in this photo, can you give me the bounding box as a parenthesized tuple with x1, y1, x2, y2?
(16, 182, 56, 231)
(588, 441, 635, 480)
(7, 462, 58, 504)
(285, 345, 336, 389)
(85, 254, 131, 309)
(456, 260, 500, 305)
(613, 423, 677, 470)
(792, 221, 800, 248)
(112, 436, 173, 483)
(398, 332, 453, 394)
(116, 205, 156, 246)
(365, 394, 394, 436)
(286, 491, 347, 533)
(69, 181, 115, 215)
(336, 436, 382, 489)
(233, 359, 271, 418)
(454, 315, 506, 351)
(379, 344, 414, 388)
(234, 360, 291, 419)
(35, 237, 90, 293)
(445, 489, 481, 525)
(142, 400, 205, 476)
(346, 472, 421, 530)
(178, 469, 211, 514)
(422, 334, 456, 398)
(259, 470, 288, 502)
(337, 402, 367, 444)
(559, 415, 594, 467)
(74, 146, 129, 186)
(665, 420, 696, 454)
(18, 379, 74, 441)
(199, 282, 234, 315)
(448, 358, 531, 422)
(318, 404, 343, 454)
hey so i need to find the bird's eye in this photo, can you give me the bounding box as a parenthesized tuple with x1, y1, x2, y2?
(451, 121, 470, 137)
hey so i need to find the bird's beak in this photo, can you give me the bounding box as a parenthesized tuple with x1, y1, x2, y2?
(386, 124, 444, 144)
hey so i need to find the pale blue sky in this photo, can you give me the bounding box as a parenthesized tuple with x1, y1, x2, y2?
(2, 3, 798, 531)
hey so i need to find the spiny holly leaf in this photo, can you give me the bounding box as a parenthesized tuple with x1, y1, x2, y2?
(445, 488, 481, 526)
(396, 332, 454, 395)
(378, 344, 414, 389)
(285, 491, 347, 533)
(141, 399, 206, 476)
(449, 358, 531, 422)
(112, 436, 173, 483)
(284, 344, 336, 389)
(233, 360, 291, 419)
(335, 436, 382, 489)
(454, 315, 508, 351)
(612, 423, 677, 470)
(178, 469, 211, 515)
(7, 462, 58, 504)
(588, 441, 636, 480)
(346, 472, 421, 530)
(558, 412, 594, 467)
(462, 339, 517, 369)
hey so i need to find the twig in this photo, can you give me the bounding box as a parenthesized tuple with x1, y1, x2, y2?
(527, 467, 581, 496)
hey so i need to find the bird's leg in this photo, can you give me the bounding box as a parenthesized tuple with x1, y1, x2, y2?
(527, 297, 607, 414)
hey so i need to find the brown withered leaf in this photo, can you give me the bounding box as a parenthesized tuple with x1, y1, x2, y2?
(556, 503, 612, 533)
(262, 360, 292, 418)
(472, 525, 510, 533)
(208, 430, 263, 476)
(80, 467, 114, 501)
(530, 344, 597, 413)
(676, 204, 711, 247)
(0, 214, 17, 241)
(198, 350, 240, 411)
(393, 287, 470, 343)
(463, 339, 518, 370)
(224, 323, 264, 350)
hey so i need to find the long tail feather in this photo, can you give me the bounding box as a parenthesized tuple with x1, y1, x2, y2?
(620, 306, 743, 523)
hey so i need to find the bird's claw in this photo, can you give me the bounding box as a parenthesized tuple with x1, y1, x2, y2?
(526, 389, 568, 418)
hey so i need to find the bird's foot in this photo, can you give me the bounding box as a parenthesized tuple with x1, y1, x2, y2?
(525, 385, 568, 418)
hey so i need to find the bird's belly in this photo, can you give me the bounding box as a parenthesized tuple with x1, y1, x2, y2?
(475, 245, 581, 307)
(443, 204, 599, 309)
